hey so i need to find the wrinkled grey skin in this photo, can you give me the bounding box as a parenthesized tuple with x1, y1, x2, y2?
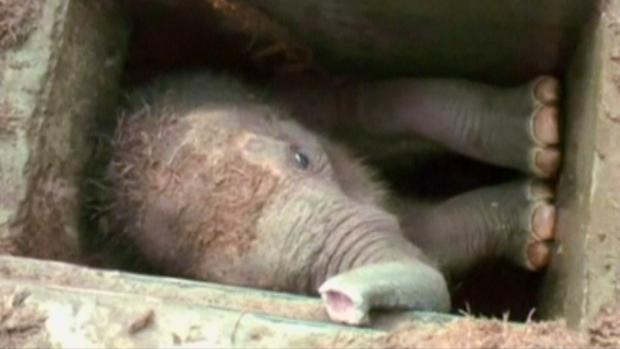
(108, 72, 559, 325)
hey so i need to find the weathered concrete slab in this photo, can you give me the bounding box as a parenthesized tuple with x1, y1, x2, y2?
(0, 0, 127, 261)
(540, 0, 620, 329)
(0, 255, 459, 328)
(0, 255, 462, 348)
(0, 282, 384, 348)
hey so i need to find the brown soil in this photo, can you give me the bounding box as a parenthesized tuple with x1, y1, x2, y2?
(383, 318, 587, 349)
(376, 304, 620, 349)
(0, 101, 19, 139)
(0, 0, 40, 50)
(589, 303, 620, 349)
(0, 101, 22, 256)
(0, 289, 48, 349)
(106, 103, 282, 281)
(16, 165, 83, 262)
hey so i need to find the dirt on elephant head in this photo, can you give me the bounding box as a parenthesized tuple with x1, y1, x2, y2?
(0, 0, 41, 51)
(105, 108, 281, 279)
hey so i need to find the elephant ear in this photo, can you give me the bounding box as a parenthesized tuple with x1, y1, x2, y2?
(318, 261, 451, 325)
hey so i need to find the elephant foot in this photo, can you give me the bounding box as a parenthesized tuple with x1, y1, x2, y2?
(529, 76, 561, 178)
(519, 181, 557, 270)
(400, 179, 557, 276)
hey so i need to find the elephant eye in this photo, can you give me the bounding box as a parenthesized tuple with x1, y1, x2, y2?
(293, 150, 310, 170)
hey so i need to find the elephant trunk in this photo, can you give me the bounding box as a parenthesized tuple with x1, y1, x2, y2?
(312, 204, 451, 325)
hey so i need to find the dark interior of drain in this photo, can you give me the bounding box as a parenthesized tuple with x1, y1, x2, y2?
(84, 0, 593, 322)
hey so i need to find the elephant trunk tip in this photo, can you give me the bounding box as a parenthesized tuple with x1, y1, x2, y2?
(319, 282, 370, 325)
(318, 261, 451, 326)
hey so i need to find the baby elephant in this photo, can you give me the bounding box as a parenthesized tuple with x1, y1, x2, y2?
(106, 72, 560, 325)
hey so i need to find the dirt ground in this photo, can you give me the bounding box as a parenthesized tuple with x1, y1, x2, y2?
(377, 303, 620, 349)
(0, 290, 48, 349)
(383, 318, 583, 349)
(0, 0, 40, 51)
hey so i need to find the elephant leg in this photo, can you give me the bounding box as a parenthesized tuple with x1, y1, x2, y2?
(273, 76, 561, 178)
(342, 76, 562, 178)
(396, 180, 556, 278)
